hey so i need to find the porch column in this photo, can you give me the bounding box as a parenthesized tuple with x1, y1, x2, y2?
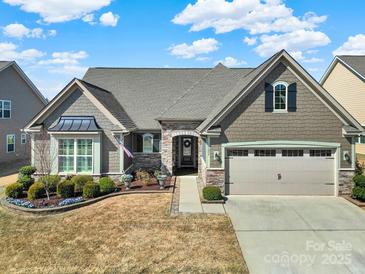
(161, 126, 173, 175)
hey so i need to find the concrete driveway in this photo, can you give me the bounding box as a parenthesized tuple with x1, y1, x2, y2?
(225, 196, 365, 274)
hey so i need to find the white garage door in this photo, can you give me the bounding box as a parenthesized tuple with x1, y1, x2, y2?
(226, 148, 335, 195)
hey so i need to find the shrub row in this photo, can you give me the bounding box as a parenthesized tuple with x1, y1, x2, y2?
(6, 169, 116, 200)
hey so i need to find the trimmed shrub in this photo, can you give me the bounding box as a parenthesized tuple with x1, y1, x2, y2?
(203, 186, 223, 201)
(17, 175, 34, 191)
(19, 166, 37, 176)
(352, 186, 365, 202)
(57, 180, 75, 198)
(27, 182, 46, 200)
(5, 183, 23, 198)
(353, 175, 365, 187)
(38, 175, 61, 192)
(72, 175, 94, 193)
(135, 169, 154, 185)
(83, 182, 100, 198)
(99, 177, 115, 194)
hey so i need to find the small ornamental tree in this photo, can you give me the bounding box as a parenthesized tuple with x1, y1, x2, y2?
(32, 130, 57, 200)
(355, 159, 365, 176)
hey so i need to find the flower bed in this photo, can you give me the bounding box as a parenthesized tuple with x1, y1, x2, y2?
(4, 165, 174, 211)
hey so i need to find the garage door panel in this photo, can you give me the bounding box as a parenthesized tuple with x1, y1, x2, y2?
(226, 149, 335, 195)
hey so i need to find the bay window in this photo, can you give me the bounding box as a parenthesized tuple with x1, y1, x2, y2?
(58, 138, 93, 173)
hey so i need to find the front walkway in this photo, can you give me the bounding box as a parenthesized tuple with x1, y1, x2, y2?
(178, 176, 225, 214)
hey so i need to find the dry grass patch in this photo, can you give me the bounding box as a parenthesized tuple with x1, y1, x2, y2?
(0, 173, 17, 187)
(0, 191, 247, 274)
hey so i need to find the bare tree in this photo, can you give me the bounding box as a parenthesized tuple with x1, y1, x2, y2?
(32, 130, 57, 200)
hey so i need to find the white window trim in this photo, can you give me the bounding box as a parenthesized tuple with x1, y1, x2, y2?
(142, 133, 154, 153)
(6, 134, 15, 153)
(0, 100, 11, 119)
(58, 138, 94, 174)
(273, 81, 288, 113)
(21, 133, 27, 144)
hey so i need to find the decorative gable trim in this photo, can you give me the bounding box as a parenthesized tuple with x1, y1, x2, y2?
(320, 57, 365, 85)
(24, 79, 128, 132)
(198, 50, 364, 133)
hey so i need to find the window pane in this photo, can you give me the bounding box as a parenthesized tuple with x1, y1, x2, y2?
(143, 134, 153, 153)
(4, 101, 10, 110)
(254, 149, 276, 157)
(59, 156, 74, 172)
(153, 138, 160, 152)
(59, 139, 74, 155)
(77, 157, 92, 173)
(77, 139, 92, 155)
(310, 150, 331, 157)
(274, 84, 286, 110)
(3, 110, 10, 118)
(7, 135, 14, 145)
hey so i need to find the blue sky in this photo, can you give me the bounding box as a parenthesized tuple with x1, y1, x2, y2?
(0, 0, 364, 99)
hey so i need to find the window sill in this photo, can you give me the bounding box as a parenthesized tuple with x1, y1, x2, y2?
(273, 110, 288, 114)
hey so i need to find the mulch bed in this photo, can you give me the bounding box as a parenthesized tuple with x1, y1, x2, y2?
(343, 195, 365, 207)
(10, 177, 175, 209)
(119, 177, 174, 191)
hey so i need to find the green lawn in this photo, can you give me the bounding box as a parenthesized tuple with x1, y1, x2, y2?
(0, 188, 247, 274)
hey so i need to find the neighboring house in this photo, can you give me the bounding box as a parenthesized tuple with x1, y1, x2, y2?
(0, 61, 47, 168)
(321, 56, 365, 155)
(25, 50, 364, 196)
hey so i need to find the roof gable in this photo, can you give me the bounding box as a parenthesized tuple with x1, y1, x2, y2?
(25, 79, 135, 131)
(197, 50, 364, 133)
(0, 61, 47, 105)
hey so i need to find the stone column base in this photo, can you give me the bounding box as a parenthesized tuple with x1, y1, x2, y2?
(338, 170, 355, 196)
(205, 169, 225, 192)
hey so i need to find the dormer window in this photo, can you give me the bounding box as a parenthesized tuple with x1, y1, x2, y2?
(274, 82, 287, 111)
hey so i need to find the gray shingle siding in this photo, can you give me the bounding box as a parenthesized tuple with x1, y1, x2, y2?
(209, 62, 352, 169)
(0, 65, 45, 165)
(44, 89, 121, 173)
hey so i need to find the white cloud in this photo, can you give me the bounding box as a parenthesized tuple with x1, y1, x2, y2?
(243, 36, 257, 46)
(302, 57, 323, 63)
(3, 23, 56, 39)
(99, 11, 120, 27)
(172, 0, 326, 35)
(82, 14, 96, 25)
(169, 38, 219, 59)
(49, 65, 88, 75)
(38, 50, 88, 76)
(333, 34, 365, 55)
(196, 56, 211, 61)
(3, 0, 112, 23)
(39, 51, 88, 65)
(0, 42, 45, 61)
(254, 30, 330, 58)
(215, 56, 246, 67)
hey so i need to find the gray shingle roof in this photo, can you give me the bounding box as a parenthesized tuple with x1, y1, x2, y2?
(337, 55, 365, 79)
(197, 51, 281, 132)
(83, 68, 212, 129)
(158, 64, 253, 120)
(80, 80, 137, 130)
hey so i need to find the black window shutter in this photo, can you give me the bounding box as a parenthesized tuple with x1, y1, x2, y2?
(265, 82, 273, 112)
(288, 83, 297, 112)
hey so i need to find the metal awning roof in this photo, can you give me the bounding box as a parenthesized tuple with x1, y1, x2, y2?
(48, 116, 101, 132)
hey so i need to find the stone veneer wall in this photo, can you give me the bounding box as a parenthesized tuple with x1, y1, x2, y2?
(160, 121, 202, 175)
(338, 170, 355, 196)
(205, 169, 225, 192)
(132, 153, 161, 171)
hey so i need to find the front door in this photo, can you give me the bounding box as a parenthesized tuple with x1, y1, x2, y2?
(180, 137, 194, 167)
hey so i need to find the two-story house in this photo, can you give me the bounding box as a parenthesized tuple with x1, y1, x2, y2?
(0, 61, 47, 170)
(321, 56, 365, 156)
